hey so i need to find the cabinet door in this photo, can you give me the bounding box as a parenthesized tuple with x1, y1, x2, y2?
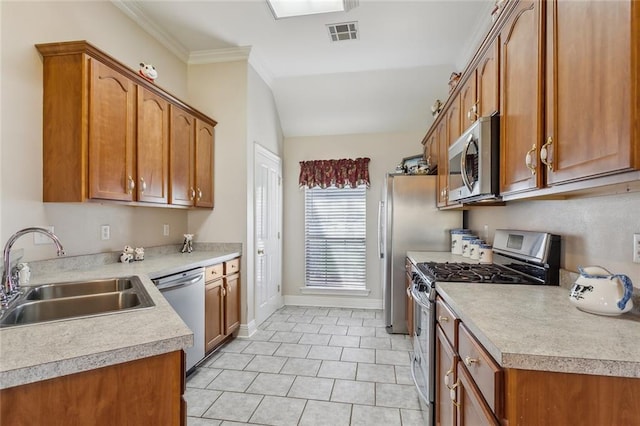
(456, 364, 499, 426)
(137, 87, 169, 204)
(195, 120, 214, 208)
(435, 326, 456, 426)
(477, 38, 500, 118)
(224, 273, 241, 335)
(459, 73, 478, 132)
(423, 133, 436, 170)
(170, 106, 196, 206)
(205, 279, 225, 353)
(499, 0, 544, 195)
(447, 94, 462, 147)
(545, 0, 636, 185)
(405, 270, 413, 337)
(436, 122, 449, 207)
(88, 59, 136, 201)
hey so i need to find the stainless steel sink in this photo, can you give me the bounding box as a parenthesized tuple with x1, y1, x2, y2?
(0, 276, 154, 327)
(25, 278, 134, 300)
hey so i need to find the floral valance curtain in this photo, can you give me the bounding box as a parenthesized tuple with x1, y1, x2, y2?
(299, 158, 371, 189)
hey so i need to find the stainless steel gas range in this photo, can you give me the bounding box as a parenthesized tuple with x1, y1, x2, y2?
(409, 229, 561, 425)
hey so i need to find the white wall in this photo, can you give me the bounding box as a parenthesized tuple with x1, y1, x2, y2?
(468, 190, 640, 287)
(283, 131, 424, 307)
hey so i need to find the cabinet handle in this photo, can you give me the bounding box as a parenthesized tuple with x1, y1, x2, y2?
(438, 315, 449, 322)
(464, 356, 479, 367)
(196, 188, 202, 201)
(525, 144, 537, 175)
(127, 176, 135, 194)
(540, 137, 554, 171)
(467, 102, 479, 122)
(450, 381, 460, 407)
(444, 368, 454, 388)
(222, 287, 227, 297)
(189, 187, 195, 201)
(140, 177, 147, 193)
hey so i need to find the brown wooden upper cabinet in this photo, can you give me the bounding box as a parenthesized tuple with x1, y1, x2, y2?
(459, 71, 477, 133)
(36, 40, 217, 208)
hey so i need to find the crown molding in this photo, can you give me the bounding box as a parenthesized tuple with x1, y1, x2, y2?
(111, 0, 190, 62)
(188, 46, 252, 64)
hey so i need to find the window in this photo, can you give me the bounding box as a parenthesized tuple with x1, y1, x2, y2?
(304, 185, 366, 289)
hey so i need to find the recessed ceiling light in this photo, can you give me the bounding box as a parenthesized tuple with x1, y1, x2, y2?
(267, 0, 358, 19)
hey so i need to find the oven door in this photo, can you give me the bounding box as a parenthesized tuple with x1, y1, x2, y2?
(411, 286, 434, 425)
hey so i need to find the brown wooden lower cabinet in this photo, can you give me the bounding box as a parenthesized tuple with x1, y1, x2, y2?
(0, 350, 185, 426)
(205, 257, 241, 354)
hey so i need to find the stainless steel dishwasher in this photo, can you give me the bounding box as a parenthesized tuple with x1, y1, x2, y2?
(153, 267, 205, 373)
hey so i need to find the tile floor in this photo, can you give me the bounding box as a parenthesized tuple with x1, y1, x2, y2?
(185, 306, 425, 425)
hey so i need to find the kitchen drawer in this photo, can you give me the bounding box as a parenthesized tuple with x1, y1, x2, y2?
(205, 264, 223, 282)
(458, 322, 503, 416)
(436, 297, 459, 348)
(224, 258, 240, 275)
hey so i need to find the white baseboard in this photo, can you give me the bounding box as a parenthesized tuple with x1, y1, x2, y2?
(237, 320, 257, 338)
(284, 295, 383, 310)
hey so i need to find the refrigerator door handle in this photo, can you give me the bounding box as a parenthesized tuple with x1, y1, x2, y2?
(378, 201, 384, 258)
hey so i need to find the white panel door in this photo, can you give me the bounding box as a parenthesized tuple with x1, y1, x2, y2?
(254, 145, 283, 325)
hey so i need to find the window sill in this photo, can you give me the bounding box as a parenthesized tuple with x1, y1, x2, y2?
(299, 286, 371, 297)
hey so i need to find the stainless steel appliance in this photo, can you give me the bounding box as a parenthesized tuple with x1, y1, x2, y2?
(153, 267, 206, 374)
(408, 229, 561, 425)
(448, 114, 500, 203)
(379, 174, 462, 334)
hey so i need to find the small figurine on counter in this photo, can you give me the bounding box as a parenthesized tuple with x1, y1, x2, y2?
(16, 262, 30, 285)
(181, 234, 194, 253)
(120, 245, 135, 263)
(138, 62, 158, 82)
(134, 247, 145, 261)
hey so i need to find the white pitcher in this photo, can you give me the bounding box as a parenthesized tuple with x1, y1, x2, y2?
(569, 266, 634, 316)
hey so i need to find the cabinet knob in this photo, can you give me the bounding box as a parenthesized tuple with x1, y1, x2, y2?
(464, 356, 479, 367)
(140, 177, 147, 193)
(525, 144, 537, 175)
(540, 137, 554, 171)
(127, 176, 135, 194)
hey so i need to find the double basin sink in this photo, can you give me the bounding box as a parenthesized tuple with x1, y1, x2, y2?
(0, 277, 154, 327)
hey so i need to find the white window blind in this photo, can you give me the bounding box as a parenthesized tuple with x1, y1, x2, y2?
(304, 185, 366, 288)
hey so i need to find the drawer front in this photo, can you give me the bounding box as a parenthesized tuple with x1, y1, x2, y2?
(224, 258, 240, 274)
(205, 264, 223, 282)
(436, 297, 459, 348)
(458, 323, 503, 415)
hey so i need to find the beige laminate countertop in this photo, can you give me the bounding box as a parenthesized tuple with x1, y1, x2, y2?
(0, 248, 240, 389)
(407, 251, 640, 378)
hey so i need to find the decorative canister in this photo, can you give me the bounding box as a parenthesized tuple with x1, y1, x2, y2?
(469, 239, 484, 260)
(461, 235, 478, 257)
(569, 266, 634, 316)
(451, 229, 472, 255)
(478, 244, 493, 264)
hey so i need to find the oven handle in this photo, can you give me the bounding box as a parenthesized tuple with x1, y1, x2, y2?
(411, 286, 432, 310)
(410, 356, 431, 406)
(460, 133, 475, 192)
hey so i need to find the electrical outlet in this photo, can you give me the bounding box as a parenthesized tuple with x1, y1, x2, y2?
(34, 226, 55, 245)
(101, 225, 110, 241)
(163, 224, 170, 237)
(633, 234, 640, 263)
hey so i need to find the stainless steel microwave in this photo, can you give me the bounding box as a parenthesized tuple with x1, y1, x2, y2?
(448, 114, 500, 203)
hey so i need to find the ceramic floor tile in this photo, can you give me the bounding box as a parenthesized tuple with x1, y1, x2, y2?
(375, 327, 392, 337)
(401, 409, 428, 426)
(187, 367, 223, 389)
(291, 323, 322, 333)
(356, 363, 396, 384)
(218, 339, 252, 353)
(203, 392, 263, 423)
(375, 383, 421, 410)
(244, 355, 288, 373)
(208, 353, 255, 370)
(330, 379, 375, 405)
(299, 333, 331, 346)
(248, 329, 276, 341)
(318, 325, 349, 335)
(245, 372, 295, 396)
(242, 341, 281, 356)
(336, 317, 364, 327)
(317, 360, 357, 380)
(347, 326, 377, 337)
(360, 336, 392, 350)
(395, 365, 414, 385)
(329, 335, 360, 348)
(206, 370, 258, 392)
(273, 343, 311, 358)
(376, 349, 411, 366)
(286, 315, 313, 324)
(305, 308, 330, 316)
(249, 395, 306, 425)
(185, 388, 223, 417)
(362, 318, 386, 328)
(350, 404, 401, 426)
(391, 338, 413, 351)
(341, 347, 376, 364)
(307, 345, 343, 361)
(264, 321, 297, 332)
(269, 331, 304, 343)
(311, 316, 339, 325)
(351, 310, 377, 319)
(280, 357, 322, 377)
(287, 375, 335, 401)
(267, 314, 291, 322)
(375, 311, 384, 319)
(187, 417, 222, 426)
(299, 400, 352, 426)
(327, 308, 353, 317)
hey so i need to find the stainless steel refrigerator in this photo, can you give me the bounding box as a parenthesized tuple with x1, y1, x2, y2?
(379, 174, 462, 334)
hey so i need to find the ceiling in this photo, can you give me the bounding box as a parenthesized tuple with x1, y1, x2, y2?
(115, 0, 493, 138)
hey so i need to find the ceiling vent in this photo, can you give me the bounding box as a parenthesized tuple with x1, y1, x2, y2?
(327, 21, 359, 42)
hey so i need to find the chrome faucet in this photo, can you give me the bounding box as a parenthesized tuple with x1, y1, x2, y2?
(1, 227, 65, 306)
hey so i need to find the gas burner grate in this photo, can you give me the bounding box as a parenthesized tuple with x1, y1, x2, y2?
(417, 262, 537, 285)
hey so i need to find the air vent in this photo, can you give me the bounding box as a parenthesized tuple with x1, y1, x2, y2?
(327, 21, 359, 42)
